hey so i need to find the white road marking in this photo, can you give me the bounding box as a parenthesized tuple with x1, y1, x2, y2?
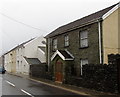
(21, 89, 34, 97)
(6, 80, 15, 87)
(5, 80, 34, 96)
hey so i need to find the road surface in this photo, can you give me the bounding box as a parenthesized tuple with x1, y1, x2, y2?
(1, 73, 90, 97)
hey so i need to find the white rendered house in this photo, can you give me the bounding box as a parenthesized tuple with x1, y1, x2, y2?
(16, 36, 46, 75)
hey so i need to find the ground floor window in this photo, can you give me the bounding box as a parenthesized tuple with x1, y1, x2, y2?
(17, 61, 19, 68)
(80, 59, 88, 75)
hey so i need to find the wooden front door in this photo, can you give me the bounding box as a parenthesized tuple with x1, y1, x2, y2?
(55, 59, 63, 82)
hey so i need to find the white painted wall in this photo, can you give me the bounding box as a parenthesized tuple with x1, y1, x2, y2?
(16, 36, 46, 75)
(24, 36, 46, 58)
(4, 53, 11, 72)
(37, 47, 46, 63)
(22, 57, 30, 75)
(16, 46, 25, 74)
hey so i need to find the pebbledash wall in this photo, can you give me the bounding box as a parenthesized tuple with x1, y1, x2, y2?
(47, 22, 101, 76)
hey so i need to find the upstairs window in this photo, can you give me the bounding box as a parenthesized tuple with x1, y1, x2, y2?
(80, 31, 88, 48)
(64, 35, 69, 47)
(52, 38, 57, 51)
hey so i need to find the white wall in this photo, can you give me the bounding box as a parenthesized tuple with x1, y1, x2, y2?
(37, 47, 46, 63)
(24, 36, 46, 58)
(4, 53, 11, 72)
(16, 46, 25, 74)
(16, 36, 46, 75)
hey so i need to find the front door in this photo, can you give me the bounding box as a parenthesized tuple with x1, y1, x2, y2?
(55, 59, 63, 83)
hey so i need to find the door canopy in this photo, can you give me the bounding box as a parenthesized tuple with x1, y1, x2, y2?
(51, 50, 74, 61)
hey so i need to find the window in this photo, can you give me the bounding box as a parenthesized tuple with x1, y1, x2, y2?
(80, 31, 88, 48)
(17, 61, 19, 68)
(52, 38, 57, 50)
(64, 35, 69, 47)
(10, 53, 12, 56)
(80, 59, 88, 75)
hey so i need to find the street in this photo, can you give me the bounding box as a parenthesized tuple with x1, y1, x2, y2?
(0, 74, 2, 97)
(1, 73, 90, 97)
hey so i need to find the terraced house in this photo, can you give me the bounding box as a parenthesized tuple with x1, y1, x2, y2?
(4, 47, 17, 73)
(45, 3, 120, 83)
(4, 36, 46, 75)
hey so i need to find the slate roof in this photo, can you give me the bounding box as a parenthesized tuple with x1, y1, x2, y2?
(4, 38, 35, 55)
(24, 57, 41, 65)
(45, 3, 118, 38)
(59, 50, 73, 59)
(38, 46, 46, 52)
(19, 38, 35, 47)
(51, 50, 74, 61)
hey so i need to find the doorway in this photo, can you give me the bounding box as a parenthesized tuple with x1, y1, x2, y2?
(55, 59, 63, 83)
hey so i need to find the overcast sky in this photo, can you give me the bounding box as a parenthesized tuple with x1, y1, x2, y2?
(0, 0, 119, 55)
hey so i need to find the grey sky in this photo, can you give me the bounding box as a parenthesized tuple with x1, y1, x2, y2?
(0, 0, 119, 55)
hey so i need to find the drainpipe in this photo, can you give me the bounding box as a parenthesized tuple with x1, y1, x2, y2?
(47, 38, 50, 71)
(98, 21, 102, 64)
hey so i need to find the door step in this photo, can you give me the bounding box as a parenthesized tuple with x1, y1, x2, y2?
(55, 81, 62, 84)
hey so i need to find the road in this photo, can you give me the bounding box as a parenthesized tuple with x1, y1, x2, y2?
(1, 73, 90, 97)
(0, 74, 2, 96)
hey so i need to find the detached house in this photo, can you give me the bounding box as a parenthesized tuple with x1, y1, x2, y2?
(45, 3, 120, 83)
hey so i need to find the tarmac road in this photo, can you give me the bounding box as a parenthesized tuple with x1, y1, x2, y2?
(1, 73, 90, 97)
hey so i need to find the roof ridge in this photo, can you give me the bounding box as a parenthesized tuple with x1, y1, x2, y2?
(57, 2, 119, 29)
(45, 3, 118, 38)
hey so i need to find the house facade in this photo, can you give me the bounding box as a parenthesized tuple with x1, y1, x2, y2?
(16, 36, 46, 75)
(4, 47, 17, 73)
(4, 36, 46, 75)
(102, 4, 120, 63)
(45, 3, 120, 83)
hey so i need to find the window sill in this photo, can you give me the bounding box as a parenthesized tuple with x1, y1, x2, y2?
(79, 46, 89, 49)
(64, 45, 69, 48)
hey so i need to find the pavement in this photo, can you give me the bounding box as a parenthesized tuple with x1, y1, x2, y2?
(7, 72, 120, 97)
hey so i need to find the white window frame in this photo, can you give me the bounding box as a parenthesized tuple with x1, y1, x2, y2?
(64, 35, 69, 47)
(80, 59, 88, 75)
(80, 31, 88, 48)
(53, 38, 57, 50)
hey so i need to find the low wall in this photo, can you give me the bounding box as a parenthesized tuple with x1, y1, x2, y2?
(65, 64, 118, 93)
(30, 64, 52, 80)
